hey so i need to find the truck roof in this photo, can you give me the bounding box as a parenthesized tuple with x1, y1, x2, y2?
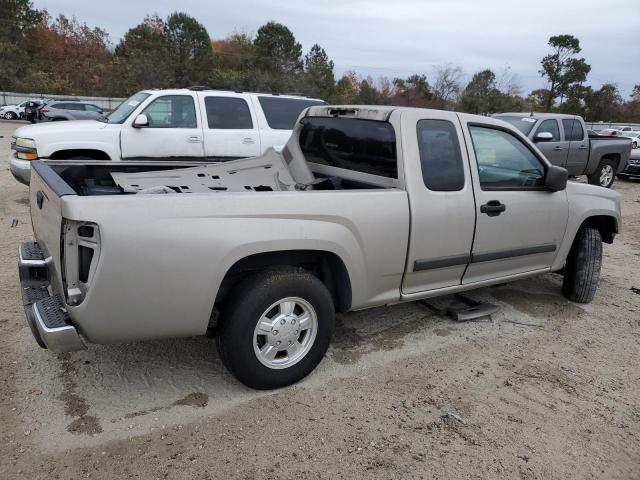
(496, 112, 580, 120)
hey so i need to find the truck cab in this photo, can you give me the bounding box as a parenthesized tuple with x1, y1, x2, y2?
(494, 112, 631, 188)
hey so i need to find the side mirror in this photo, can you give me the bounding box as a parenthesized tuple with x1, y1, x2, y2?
(535, 132, 553, 142)
(132, 113, 149, 128)
(545, 165, 568, 191)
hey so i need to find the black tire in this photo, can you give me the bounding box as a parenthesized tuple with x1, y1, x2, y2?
(587, 159, 616, 188)
(633, 141, 637, 149)
(51, 117, 66, 121)
(5, 111, 17, 120)
(217, 267, 335, 389)
(562, 227, 602, 303)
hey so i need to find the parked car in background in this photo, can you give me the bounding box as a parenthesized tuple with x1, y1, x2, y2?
(18, 105, 621, 389)
(0, 100, 36, 120)
(618, 147, 640, 180)
(621, 131, 640, 148)
(38, 100, 105, 122)
(493, 113, 632, 188)
(9, 88, 326, 184)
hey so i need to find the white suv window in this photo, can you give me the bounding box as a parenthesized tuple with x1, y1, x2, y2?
(142, 95, 197, 128)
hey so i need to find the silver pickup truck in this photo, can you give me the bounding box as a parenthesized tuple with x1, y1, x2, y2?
(494, 113, 631, 188)
(19, 106, 621, 389)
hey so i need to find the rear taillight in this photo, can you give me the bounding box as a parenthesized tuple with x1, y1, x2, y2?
(40, 108, 49, 113)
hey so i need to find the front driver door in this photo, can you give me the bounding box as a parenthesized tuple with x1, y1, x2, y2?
(532, 118, 568, 167)
(121, 94, 204, 160)
(461, 120, 568, 284)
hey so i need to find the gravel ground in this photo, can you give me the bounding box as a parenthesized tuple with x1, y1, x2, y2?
(0, 119, 639, 479)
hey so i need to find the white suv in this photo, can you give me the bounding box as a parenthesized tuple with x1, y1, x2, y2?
(9, 89, 325, 184)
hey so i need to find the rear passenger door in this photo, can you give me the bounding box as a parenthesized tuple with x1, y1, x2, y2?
(562, 118, 589, 175)
(531, 118, 568, 167)
(401, 109, 476, 294)
(198, 94, 260, 161)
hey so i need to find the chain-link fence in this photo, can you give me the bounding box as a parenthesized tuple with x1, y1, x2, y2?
(0, 91, 125, 110)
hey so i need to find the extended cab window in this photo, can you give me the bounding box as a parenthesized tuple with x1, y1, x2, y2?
(469, 126, 545, 189)
(299, 117, 397, 178)
(562, 119, 584, 141)
(142, 95, 197, 128)
(416, 119, 465, 191)
(535, 119, 560, 141)
(205, 97, 253, 129)
(259, 97, 326, 130)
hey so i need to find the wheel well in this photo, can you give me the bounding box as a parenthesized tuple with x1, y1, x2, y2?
(49, 149, 111, 160)
(216, 250, 352, 313)
(601, 153, 621, 169)
(580, 215, 618, 244)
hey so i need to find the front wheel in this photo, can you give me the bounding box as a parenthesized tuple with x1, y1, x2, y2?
(5, 111, 17, 120)
(217, 267, 335, 389)
(562, 227, 602, 303)
(587, 159, 616, 188)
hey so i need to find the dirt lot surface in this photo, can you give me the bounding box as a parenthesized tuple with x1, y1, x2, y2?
(0, 120, 639, 479)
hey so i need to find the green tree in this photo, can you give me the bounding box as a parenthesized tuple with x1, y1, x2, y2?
(331, 72, 359, 104)
(460, 69, 501, 114)
(254, 21, 303, 90)
(303, 44, 335, 100)
(539, 34, 591, 110)
(165, 12, 214, 87)
(584, 84, 622, 121)
(0, 0, 44, 90)
(106, 15, 169, 94)
(392, 74, 432, 107)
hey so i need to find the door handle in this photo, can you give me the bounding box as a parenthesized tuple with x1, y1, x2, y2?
(480, 200, 506, 217)
(553, 146, 565, 151)
(578, 145, 588, 150)
(187, 135, 202, 143)
(242, 137, 255, 145)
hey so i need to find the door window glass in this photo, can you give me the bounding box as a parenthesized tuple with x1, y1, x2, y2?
(142, 95, 197, 128)
(536, 119, 560, 141)
(204, 97, 253, 129)
(562, 119, 584, 141)
(469, 126, 545, 189)
(259, 97, 326, 130)
(416, 119, 465, 191)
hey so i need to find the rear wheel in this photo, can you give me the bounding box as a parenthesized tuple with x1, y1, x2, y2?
(587, 159, 616, 188)
(562, 227, 602, 303)
(217, 267, 335, 389)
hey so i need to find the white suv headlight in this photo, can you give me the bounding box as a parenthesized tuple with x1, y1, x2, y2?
(16, 137, 36, 149)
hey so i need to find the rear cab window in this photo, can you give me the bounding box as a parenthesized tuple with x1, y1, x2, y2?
(259, 97, 326, 130)
(416, 119, 465, 191)
(299, 117, 397, 179)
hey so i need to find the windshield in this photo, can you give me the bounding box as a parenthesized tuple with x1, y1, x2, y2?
(103, 92, 151, 124)
(494, 115, 538, 135)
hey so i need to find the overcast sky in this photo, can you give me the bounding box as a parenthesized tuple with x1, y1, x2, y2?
(32, 0, 639, 98)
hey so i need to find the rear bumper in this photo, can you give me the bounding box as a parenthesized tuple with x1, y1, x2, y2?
(9, 154, 31, 185)
(18, 241, 85, 353)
